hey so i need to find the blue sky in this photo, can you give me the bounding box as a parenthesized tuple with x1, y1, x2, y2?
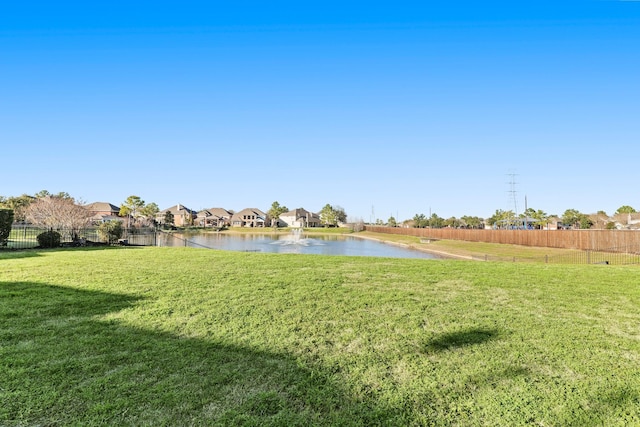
(2, 1, 639, 221)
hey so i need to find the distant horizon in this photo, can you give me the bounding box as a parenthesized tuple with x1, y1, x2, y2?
(2, 2, 639, 221)
(4, 189, 638, 224)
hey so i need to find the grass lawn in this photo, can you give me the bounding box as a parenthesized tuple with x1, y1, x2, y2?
(1, 247, 639, 425)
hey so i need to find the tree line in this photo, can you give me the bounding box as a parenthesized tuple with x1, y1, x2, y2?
(394, 206, 638, 230)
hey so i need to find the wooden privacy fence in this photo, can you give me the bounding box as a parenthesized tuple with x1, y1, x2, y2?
(364, 226, 640, 253)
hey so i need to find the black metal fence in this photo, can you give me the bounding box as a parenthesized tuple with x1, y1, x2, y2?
(467, 247, 640, 265)
(1, 225, 157, 249)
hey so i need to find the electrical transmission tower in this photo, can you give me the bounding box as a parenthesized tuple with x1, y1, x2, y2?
(507, 172, 519, 227)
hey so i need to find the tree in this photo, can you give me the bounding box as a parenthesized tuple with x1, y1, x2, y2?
(37, 230, 61, 248)
(267, 201, 288, 228)
(0, 194, 35, 222)
(412, 213, 428, 228)
(334, 206, 347, 224)
(615, 205, 636, 215)
(34, 190, 72, 200)
(461, 215, 484, 229)
(0, 209, 14, 246)
(387, 216, 397, 227)
(139, 202, 160, 226)
(350, 218, 365, 232)
(443, 217, 462, 228)
(428, 213, 444, 228)
(561, 209, 580, 229)
(25, 195, 92, 241)
(120, 195, 145, 228)
(163, 211, 175, 228)
(487, 209, 515, 228)
(320, 204, 336, 227)
(523, 208, 548, 229)
(579, 215, 594, 229)
(561, 209, 593, 229)
(97, 220, 123, 244)
(320, 204, 344, 227)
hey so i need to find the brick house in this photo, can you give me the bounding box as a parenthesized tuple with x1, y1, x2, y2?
(230, 208, 267, 228)
(84, 202, 122, 224)
(157, 204, 197, 227)
(197, 207, 233, 228)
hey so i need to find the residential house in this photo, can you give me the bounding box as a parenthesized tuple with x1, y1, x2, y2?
(84, 202, 122, 224)
(544, 216, 562, 230)
(612, 212, 640, 230)
(278, 208, 321, 228)
(197, 207, 233, 228)
(589, 212, 612, 230)
(230, 208, 267, 228)
(157, 204, 197, 227)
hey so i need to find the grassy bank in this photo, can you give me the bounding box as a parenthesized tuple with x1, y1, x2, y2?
(2, 247, 639, 425)
(359, 230, 571, 258)
(357, 231, 640, 264)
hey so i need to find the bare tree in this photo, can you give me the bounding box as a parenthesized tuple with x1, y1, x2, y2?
(25, 196, 93, 241)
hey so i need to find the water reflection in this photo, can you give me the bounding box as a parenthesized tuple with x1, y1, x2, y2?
(157, 232, 438, 259)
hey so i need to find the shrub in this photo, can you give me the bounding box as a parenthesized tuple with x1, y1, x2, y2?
(0, 209, 13, 246)
(97, 220, 123, 244)
(37, 230, 61, 248)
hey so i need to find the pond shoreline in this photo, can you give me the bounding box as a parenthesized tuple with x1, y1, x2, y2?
(350, 233, 471, 260)
(160, 228, 440, 259)
(199, 228, 467, 259)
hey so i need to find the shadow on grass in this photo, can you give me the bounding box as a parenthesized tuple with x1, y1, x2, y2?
(425, 327, 500, 352)
(0, 246, 132, 259)
(0, 250, 43, 260)
(0, 281, 405, 426)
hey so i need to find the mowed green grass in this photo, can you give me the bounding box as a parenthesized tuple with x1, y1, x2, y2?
(1, 247, 639, 426)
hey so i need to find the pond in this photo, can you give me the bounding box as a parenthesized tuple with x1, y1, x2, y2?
(156, 231, 439, 259)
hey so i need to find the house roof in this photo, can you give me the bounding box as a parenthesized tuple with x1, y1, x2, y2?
(197, 209, 229, 220)
(159, 204, 197, 215)
(207, 207, 233, 217)
(233, 207, 266, 216)
(84, 202, 120, 213)
(230, 208, 267, 222)
(281, 208, 319, 220)
(282, 208, 309, 216)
